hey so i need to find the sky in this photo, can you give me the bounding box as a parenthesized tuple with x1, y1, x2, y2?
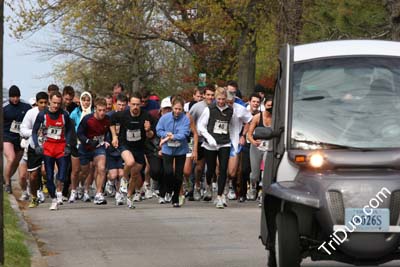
(4, 5, 58, 100)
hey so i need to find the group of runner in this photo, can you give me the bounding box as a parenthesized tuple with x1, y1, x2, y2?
(3, 81, 272, 210)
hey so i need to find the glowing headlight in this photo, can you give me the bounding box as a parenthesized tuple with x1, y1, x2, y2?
(309, 153, 324, 168)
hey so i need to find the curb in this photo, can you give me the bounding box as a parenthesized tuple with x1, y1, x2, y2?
(8, 191, 48, 267)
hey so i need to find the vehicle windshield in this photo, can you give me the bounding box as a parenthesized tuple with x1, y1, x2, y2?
(291, 57, 400, 150)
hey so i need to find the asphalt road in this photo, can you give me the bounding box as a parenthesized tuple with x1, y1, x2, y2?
(13, 185, 400, 267)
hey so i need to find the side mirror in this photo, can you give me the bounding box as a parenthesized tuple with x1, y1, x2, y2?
(253, 126, 283, 140)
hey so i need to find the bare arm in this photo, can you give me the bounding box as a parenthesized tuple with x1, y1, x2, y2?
(247, 113, 261, 147)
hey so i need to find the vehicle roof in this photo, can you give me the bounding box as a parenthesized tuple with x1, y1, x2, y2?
(294, 40, 400, 62)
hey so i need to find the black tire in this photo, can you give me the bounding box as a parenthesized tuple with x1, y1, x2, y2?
(275, 211, 301, 267)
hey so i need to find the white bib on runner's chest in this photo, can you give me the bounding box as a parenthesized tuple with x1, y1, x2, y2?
(47, 126, 63, 140)
(213, 120, 228, 135)
(10, 120, 21, 134)
(167, 140, 181, 147)
(126, 129, 141, 142)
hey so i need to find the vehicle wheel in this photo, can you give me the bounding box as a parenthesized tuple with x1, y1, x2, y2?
(275, 212, 301, 267)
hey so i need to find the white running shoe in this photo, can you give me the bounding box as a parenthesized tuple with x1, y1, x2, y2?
(159, 197, 166, 204)
(49, 199, 58, 210)
(212, 182, 218, 192)
(193, 187, 201, 201)
(119, 177, 128, 194)
(145, 188, 153, 199)
(105, 180, 116, 197)
(94, 194, 107, 205)
(203, 188, 212, 202)
(165, 193, 172, 203)
(133, 192, 141, 202)
(179, 195, 185, 206)
(19, 191, 30, 201)
(227, 188, 237, 200)
(83, 191, 91, 202)
(56, 191, 63, 205)
(247, 188, 257, 201)
(127, 195, 135, 209)
(215, 196, 224, 209)
(115, 192, 124, 206)
(69, 190, 77, 203)
(37, 190, 45, 203)
(222, 194, 228, 207)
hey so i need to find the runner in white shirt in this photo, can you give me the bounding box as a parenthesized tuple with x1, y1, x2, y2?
(20, 92, 49, 208)
(226, 94, 252, 201)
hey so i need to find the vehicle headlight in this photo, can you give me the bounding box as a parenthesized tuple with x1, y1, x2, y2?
(309, 153, 324, 168)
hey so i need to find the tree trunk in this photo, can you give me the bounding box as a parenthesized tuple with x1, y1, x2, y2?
(276, 0, 304, 45)
(237, 0, 257, 97)
(384, 0, 400, 40)
(131, 48, 140, 93)
(238, 31, 256, 97)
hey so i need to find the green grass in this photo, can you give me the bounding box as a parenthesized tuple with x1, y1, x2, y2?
(4, 195, 31, 267)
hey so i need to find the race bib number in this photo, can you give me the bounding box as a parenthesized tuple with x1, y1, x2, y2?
(94, 135, 105, 146)
(47, 126, 62, 140)
(10, 120, 21, 134)
(258, 140, 269, 152)
(127, 129, 141, 142)
(167, 140, 181, 147)
(213, 120, 228, 135)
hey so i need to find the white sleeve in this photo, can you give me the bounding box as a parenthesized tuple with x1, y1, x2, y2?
(197, 108, 213, 141)
(20, 109, 34, 139)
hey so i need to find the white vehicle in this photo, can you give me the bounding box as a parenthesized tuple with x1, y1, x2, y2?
(258, 40, 400, 266)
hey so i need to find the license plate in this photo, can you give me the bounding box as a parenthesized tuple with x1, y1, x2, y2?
(344, 208, 389, 232)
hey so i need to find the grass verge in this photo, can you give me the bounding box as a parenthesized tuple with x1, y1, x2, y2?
(4, 194, 31, 267)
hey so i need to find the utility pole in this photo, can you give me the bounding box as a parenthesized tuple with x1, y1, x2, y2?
(0, 0, 4, 265)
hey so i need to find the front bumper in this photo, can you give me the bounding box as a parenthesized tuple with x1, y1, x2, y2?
(267, 169, 400, 259)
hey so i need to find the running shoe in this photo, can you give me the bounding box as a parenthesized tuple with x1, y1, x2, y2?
(247, 188, 257, 201)
(37, 190, 45, 203)
(222, 194, 228, 207)
(153, 190, 160, 198)
(49, 199, 58, 210)
(4, 184, 12, 194)
(145, 187, 153, 199)
(203, 188, 212, 202)
(173, 203, 180, 208)
(193, 188, 201, 201)
(115, 192, 124, 206)
(165, 193, 172, 203)
(56, 192, 63, 205)
(133, 192, 141, 202)
(105, 180, 116, 197)
(119, 177, 128, 194)
(179, 195, 185, 206)
(94, 194, 107, 205)
(215, 196, 224, 209)
(159, 197, 166, 204)
(77, 186, 84, 200)
(28, 197, 39, 208)
(227, 188, 237, 200)
(19, 191, 30, 201)
(42, 183, 48, 195)
(83, 191, 91, 202)
(127, 195, 135, 209)
(212, 182, 218, 192)
(69, 190, 77, 203)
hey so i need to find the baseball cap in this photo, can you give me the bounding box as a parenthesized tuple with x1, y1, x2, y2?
(160, 97, 172, 109)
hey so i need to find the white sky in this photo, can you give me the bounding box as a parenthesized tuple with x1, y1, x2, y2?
(4, 4, 58, 100)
